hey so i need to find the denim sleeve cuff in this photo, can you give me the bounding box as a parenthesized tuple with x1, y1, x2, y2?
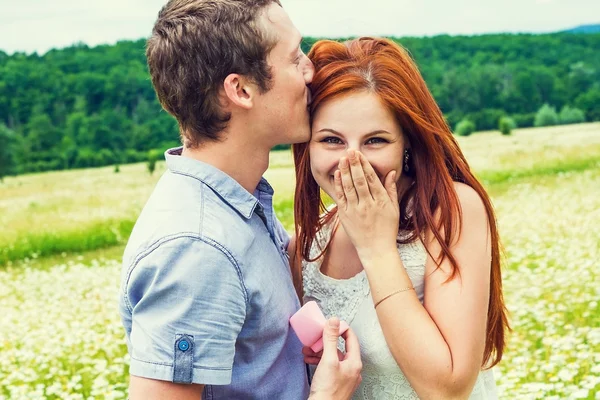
(129, 357, 233, 385)
(122, 236, 247, 386)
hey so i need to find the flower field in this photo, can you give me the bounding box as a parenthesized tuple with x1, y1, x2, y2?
(1, 123, 599, 399)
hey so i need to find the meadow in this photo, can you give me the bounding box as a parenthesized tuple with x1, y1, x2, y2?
(0, 123, 599, 399)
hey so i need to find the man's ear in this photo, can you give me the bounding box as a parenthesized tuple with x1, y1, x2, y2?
(223, 74, 256, 110)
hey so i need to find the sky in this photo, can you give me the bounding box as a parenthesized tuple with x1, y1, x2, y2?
(1, 0, 598, 55)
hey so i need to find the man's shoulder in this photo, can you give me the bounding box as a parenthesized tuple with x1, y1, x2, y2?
(124, 170, 254, 265)
(128, 171, 204, 241)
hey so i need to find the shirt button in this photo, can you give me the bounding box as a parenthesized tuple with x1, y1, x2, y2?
(178, 340, 190, 352)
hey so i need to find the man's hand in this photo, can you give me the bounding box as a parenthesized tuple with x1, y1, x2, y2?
(308, 318, 362, 400)
(302, 345, 345, 365)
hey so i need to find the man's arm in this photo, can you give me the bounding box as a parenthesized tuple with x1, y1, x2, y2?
(121, 236, 247, 395)
(129, 376, 204, 400)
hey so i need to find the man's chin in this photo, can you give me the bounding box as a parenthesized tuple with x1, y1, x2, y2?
(292, 130, 312, 144)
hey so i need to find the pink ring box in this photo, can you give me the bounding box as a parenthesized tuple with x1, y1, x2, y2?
(289, 301, 350, 353)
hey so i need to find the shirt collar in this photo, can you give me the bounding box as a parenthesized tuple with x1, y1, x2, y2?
(165, 147, 274, 219)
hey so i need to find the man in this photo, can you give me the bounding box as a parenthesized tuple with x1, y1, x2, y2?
(118, 0, 362, 399)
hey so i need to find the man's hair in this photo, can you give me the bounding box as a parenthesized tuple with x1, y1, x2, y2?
(147, 0, 282, 147)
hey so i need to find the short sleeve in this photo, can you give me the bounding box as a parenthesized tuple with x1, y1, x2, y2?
(122, 235, 247, 385)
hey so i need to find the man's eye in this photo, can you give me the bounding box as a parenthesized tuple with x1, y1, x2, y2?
(321, 137, 342, 144)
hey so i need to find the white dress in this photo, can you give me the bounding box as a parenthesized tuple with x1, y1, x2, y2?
(302, 221, 499, 400)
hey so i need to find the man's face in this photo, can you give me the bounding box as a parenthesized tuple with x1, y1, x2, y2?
(256, 4, 314, 146)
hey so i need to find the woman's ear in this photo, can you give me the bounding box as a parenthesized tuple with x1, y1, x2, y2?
(223, 74, 255, 110)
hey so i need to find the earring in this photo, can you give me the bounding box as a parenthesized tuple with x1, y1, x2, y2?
(403, 149, 411, 174)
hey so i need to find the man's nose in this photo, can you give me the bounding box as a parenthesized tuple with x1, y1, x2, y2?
(304, 59, 315, 84)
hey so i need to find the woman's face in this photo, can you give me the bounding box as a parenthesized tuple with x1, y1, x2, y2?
(309, 91, 406, 200)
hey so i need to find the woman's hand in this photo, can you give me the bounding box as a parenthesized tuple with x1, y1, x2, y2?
(334, 150, 400, 262)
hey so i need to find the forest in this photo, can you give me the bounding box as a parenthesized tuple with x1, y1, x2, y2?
(0, 31, 599, 177)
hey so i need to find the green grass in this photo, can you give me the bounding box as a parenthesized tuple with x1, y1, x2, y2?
(479, 151, 600, 185)
(0, 218, 135, 266)
(1, 123, 600, 398)
(1, 163, 599, 398)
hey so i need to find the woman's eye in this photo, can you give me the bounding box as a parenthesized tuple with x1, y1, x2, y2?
(366, 137, 388, 145)
(321, 137, 342, 144)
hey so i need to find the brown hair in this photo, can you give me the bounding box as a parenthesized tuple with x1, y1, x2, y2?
(292, 37, 509, 368)
(147, 0, 282, 147)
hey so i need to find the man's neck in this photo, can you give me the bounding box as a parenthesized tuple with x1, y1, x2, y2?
(181, 134, 271, 194)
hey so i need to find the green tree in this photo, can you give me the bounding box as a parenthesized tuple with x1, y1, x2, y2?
(0, 124, 16, 181)
(87, 109, 130, 150)
(26, 112, 60, 152)
(455, 119, 476, 136)
(498, 116, 516, 135)
(575, 88, 600, 121)
(65, 111, 91, 146)
(534, 104, 559, 127)
(59, 135, 78, 169)
(512, 113, 536, 128)
(558, 106, 586, 125)
(2, 32, 600, 175)
(466, 109, 506, 131)
(147, 150, 159, 175)
(567, 62, 596, 99)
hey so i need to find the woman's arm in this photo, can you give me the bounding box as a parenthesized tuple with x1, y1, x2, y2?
(335, 151, 491, 399)
(366, 183, 490, 399)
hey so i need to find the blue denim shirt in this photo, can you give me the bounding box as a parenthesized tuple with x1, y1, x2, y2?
(119, 147, 309, 399)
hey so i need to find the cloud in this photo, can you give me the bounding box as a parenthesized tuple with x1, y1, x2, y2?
(1, 0, 598, 54)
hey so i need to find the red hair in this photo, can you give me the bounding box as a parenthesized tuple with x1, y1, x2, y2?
(292, 37, 509, 368)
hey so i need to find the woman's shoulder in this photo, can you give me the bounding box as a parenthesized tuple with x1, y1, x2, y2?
(453, 182, 486, 211)
(452, 181, 489, 235)
(423, 181, 489, 255)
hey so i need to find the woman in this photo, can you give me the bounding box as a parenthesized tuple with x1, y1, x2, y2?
(290, 37, 509, 399)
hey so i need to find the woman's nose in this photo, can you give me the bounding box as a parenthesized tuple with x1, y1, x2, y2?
(345, 143, 361, 153)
